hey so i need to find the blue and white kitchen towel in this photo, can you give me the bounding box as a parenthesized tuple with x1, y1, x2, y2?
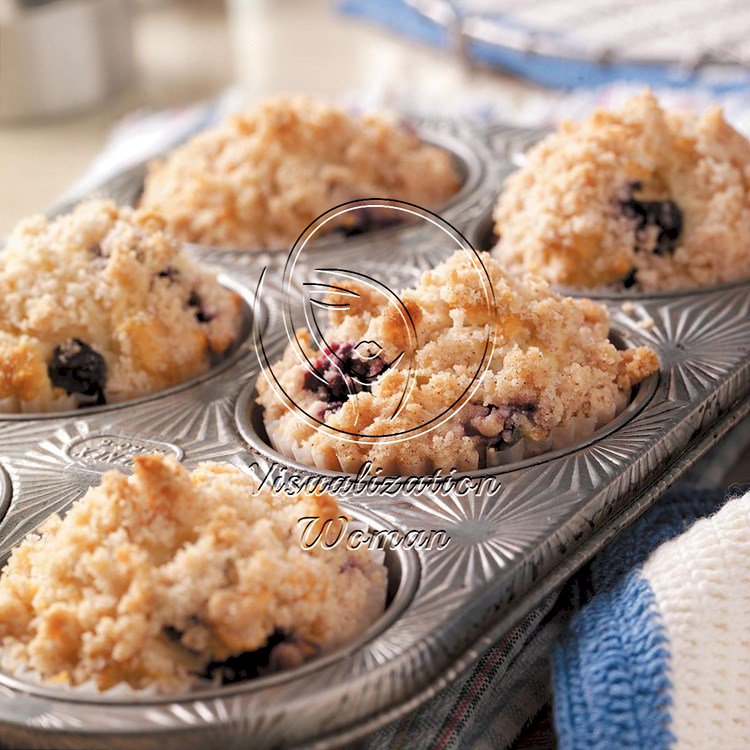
(554, 487, 750, 750)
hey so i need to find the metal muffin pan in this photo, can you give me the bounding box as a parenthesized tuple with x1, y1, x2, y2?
(0, 121, 748, 748)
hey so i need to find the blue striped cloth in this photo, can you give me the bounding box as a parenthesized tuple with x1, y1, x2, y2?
(552, 487, 736, 750)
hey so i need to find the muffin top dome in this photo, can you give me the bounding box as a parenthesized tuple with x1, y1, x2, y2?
(140, 95, 461, 249)
(0, 200, 242, 413)
(0, 454, 387, 691)
(493, 91, 750, 291)
(257, 250, 659, 475)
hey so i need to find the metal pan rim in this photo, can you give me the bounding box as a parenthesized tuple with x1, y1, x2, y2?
(0, 465, 10, 528)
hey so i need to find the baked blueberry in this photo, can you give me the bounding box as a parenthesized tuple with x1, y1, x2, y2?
(200, 630, 288, 684)
(339, 208, 377, 237)
(188, 291, 214, 323)
(337, 210, 400, 238)
(303, 342, 389, 415)
(492, 92, 750, 290)
(622, 268, 638, 288)
(468, 402, 537, 448)
(492, 403, 536, 447)
(619, 187, 683, 256)
(47, 339, 107, 405)
(158, 266, 180, 282)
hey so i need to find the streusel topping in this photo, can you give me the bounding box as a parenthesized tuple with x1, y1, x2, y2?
(0, 454, 387, 691)
(0, 201, 242, 412)
(140, 95, 460, 249)
(493, 91, 750, 291)
(257, 250, 659, 474)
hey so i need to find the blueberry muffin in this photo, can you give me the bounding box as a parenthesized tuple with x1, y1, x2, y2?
(0, 454, 387, 692)
(0, 201, 242, 413)
(493, 91, 750, 291)
(257, 250, 659, 474)
(140, 95, 461, 249)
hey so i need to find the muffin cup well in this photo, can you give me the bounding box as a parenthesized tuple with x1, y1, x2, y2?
(471, 202, 750, 300)
(71, 127, 484, 259)
(0, 503, 419, 702)
(0, 275, 266, 420)
(238, 331, 658, 479)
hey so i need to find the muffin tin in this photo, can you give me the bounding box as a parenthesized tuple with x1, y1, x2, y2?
(0, 120, 749, 749)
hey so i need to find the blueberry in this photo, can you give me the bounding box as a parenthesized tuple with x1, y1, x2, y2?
(340, 209, 376, 237)
(490, 403, 536, 448)
(158, 267, 180, 282)
(199, 629, 287, 684)
(467, 402, 537, 448)
(163, 626, 183, 643)
(188, 291, 214, 323)
(619, 188, 683, 256)
(48, 339, 106, 405)
(622, 268, 638, 289)
(302, 342, 389, 414)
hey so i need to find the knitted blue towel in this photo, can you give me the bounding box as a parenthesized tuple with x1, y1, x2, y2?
(553, 486, 750, 750)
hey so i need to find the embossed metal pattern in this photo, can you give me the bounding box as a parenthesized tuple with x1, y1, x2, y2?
(0, 121, 749, 748)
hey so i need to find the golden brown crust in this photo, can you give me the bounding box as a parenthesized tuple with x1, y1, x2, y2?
(140, 95, 460, 249)
(258, 250, 659, 474)
(0, 201, 242, 412)
(0, 455, 387, 691)
(493, 91, 750, 291)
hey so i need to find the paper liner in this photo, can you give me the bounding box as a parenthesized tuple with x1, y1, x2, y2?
(0, 651, 180, 697)
(258, 430, 388, 562)
(263, 387, 634, 475)
(0, 566, 388, 700)
(0, 393, 79, 415)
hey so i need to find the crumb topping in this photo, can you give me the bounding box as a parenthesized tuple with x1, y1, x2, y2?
(257, 250, 659, 474)
(0, 454, 386, 691)
(493, 91, 750, 291)
(141, 95, 461, 249)
(0, 201, 242, 412)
